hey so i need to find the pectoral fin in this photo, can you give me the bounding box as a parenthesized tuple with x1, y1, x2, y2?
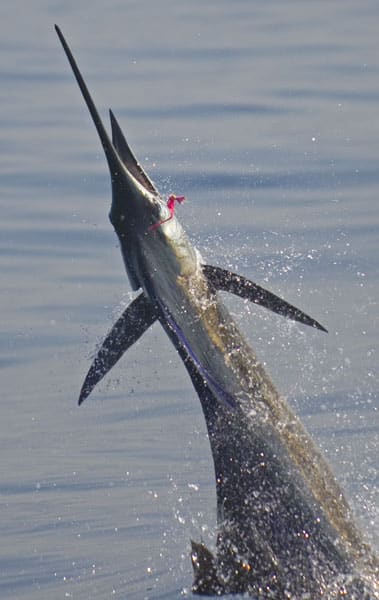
(203, 264, 327, 332)
(79, 293, 157, 405)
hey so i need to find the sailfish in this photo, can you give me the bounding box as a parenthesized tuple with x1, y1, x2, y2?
(55, 26, 378, 598)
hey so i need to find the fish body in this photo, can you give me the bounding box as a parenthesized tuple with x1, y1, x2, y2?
(56, 26, 378, 598)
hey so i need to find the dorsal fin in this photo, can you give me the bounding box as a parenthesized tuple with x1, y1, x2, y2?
(109, 109, 157, 194)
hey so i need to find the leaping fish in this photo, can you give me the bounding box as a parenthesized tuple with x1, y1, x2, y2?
(55, 26, 378, 598)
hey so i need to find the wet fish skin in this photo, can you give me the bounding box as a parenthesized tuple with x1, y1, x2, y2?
(55, 26, 378, 598)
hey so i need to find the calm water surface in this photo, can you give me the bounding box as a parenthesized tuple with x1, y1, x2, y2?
(0, 2, 378, 598)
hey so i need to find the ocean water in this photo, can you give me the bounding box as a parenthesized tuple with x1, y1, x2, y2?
(0, 1, 378, 598)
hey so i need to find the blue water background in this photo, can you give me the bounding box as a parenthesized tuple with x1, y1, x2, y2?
(0, 1, 378, 598)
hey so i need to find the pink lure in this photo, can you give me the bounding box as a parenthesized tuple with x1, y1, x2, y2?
(148, 194, 185, 232)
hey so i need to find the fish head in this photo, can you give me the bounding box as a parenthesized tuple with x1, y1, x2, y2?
(55, 25, 180, 291)
(106, 110, 174, 290)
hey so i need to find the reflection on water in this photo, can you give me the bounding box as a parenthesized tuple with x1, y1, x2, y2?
(0, 2, 378, 598)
